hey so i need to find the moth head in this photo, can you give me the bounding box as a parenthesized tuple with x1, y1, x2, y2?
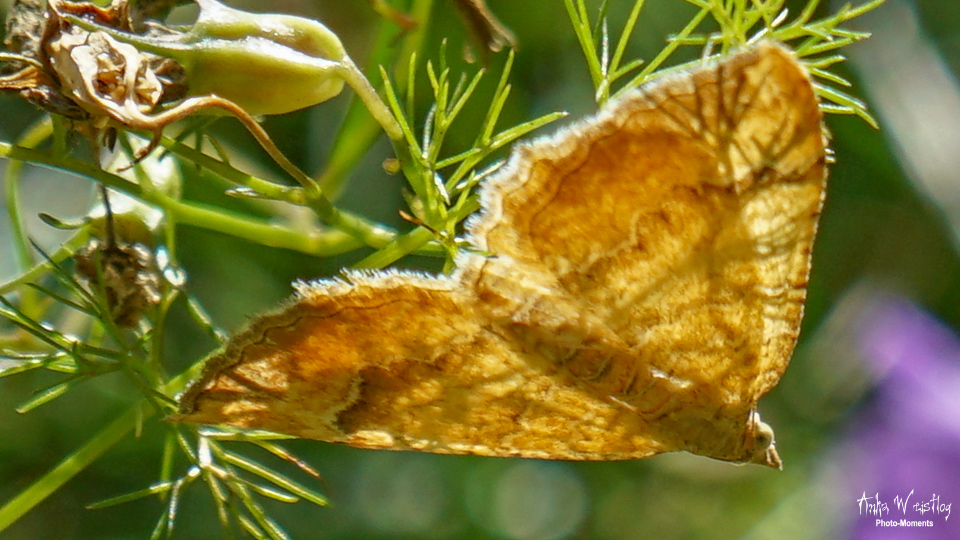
(747, 412, 783, 470)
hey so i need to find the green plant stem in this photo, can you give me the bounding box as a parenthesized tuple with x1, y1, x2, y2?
(159, 138, 433, 253)
(353, 226, 437, 269)
(354, 194, 481, 269)
(0, 365, 203, 534)
(0, 230, 90, 295)
(173, 199, 364, 253)
(615, 7, 710, 98)
(318, 0, 435, 199)
(0, 142, 444, 258)
(4, 118, 54, 272)
(3, 118, 57, 321)
(0, 402, 147, 533)
(337, 58, 404, 142)
(318, 20, 406, 200)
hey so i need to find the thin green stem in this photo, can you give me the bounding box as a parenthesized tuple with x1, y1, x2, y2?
(0, 141, 443, 257)
(0, 230, 90, 295)
(336, 59, 404, 142)
(160, 138, 306, 203)
(318, 0, 435, 200)
(352, 226, 437, 269)
(564, 0, 604, 89)
(0, 366, 203, 534)
(0, 402, 150, 533)
(614, 7, 711, 99)
(354, 193, 481, 269)
(5, 118, 54, 272)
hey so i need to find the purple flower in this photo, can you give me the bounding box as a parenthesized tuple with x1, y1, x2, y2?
(843, 296, 960, 539)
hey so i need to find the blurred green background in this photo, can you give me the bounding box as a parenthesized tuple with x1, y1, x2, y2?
(2, 0, 960, 538)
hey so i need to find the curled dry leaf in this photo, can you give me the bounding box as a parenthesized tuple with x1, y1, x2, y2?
(452, 0, 516, 54)
(4, 0, 47, 59)
(2, 0, 351, 177)
(1, 0, 186, 126)
(48, 26, 165, 129)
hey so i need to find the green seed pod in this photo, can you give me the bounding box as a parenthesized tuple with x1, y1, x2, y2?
(59, 0, 349, 115)
(183, 0, 348, 115)
(191, 0, 346, 60)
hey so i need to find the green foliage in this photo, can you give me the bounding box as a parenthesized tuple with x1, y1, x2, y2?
(0, 0, 885, 537)
(566, 0, 884, 124)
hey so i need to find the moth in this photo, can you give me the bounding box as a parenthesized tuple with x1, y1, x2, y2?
(177, 41, 827, 469)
